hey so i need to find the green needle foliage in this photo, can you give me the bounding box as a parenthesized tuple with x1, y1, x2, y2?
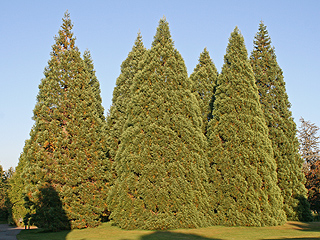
(189, 48, 218, 135)
(0, 165, 11, 221)
(207, 27, 286, 226)
(250, 22, 312, 221)
(83, 50, 105, 120)
(106, 33, 147, 163)
(8, 142, 30, 226)
(19, 12, 110, 230)
(108, 18, 212, 230)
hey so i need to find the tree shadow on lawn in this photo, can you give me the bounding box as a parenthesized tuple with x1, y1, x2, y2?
(261, 222, 320, 240)
(262, 238, 320, 240)
(286, 221, 320, 233)
(18, 228, 70, 240)
(123, 231, 222, 240)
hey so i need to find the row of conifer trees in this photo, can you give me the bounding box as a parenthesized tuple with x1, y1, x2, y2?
(8, 12, 312, 231)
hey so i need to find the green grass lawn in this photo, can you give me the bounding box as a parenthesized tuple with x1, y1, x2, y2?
(17, 221, 320, 240)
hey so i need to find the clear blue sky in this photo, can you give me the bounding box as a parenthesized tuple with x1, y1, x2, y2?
(1, 0, 319, 170)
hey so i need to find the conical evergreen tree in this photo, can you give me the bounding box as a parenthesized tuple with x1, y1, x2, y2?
(106, 33, 147, 163)
(189, 48, 218, 134)
(107, 18, 212, 230)
(20, 12, 110, 229)
(250, 22, 312, 221)
(83, 50, 105, 120)
(8, 141, 30, 226)
(0, 165, 10, 221)
(207, 27, 286, 226)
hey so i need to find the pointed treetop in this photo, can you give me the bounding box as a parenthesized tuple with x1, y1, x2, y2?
(134, 31, 144, 49)
(83, 49, 92, 59)
(152, 17, 173, 48)
(224, 27, 248, 64)
(253, 21, 273, 53)
(199, 47, 211, 65)
(52, 11, 76, 54)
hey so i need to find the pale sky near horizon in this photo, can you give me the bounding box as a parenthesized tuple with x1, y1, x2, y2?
(1, 0, 319, 170)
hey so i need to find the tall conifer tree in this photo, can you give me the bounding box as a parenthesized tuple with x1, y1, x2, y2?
(108, 18, 212, 230)
(83, 50, 105, 120)
(250, 23, 312, 221)
(189, 48, 218, 134)
(0, 165, 10, 220)
(8, 141, 30, 226)
(20, 12, 110, 229)
(106, 33, 146, 162)
(207, 27, 286, 226)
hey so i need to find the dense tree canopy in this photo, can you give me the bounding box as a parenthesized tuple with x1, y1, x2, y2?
(9, 14, 312, 231)
(107, 18, 212, 230)
(0, 164, 12, 221)
(207, 27, 286, 226)
(189, 48, 218, 135)
(17, 12, 111, 230)
(250, 23, 312, 221)
(8, 142, 30, 226)
(106, 33, 147, 163)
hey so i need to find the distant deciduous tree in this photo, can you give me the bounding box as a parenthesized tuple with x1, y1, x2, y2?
(298, 117, 320, 215)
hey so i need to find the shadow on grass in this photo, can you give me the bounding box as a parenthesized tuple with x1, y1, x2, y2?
(262, 238, 320, 240)
(287, 221, 320, 233)
(122, 231, 222, 240)
(17, 228, 70, 240)
(261, 222, 320, 240)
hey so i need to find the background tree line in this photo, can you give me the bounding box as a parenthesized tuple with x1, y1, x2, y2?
(0, 12, 319, 230)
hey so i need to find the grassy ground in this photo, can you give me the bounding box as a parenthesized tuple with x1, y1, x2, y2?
(17, 221, 320, 240)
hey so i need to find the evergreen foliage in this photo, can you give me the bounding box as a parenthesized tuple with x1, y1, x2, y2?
(106, 33, 147, 162)
(250, 23, 312, 221)
(189, 48, 218, 134)
(83, 50, 105, 120)
(0, 164, 11, 220)
(107, 18, 212, 230)
(0, 165, 6, 219)
(298, 118, 320, 215)
(207, 27, 286, 226)
(19, 12, 110, 230)
(8, 146, 30, 226)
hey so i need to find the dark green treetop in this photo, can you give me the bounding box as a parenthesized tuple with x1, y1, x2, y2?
(207, 27, 286, 226)
(21, 12, 111, 230)
(107, 18, 212, 230)
(106, 33, 147, 162)
(189, 48, 218, 134)
(250, 22, 312, 221)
